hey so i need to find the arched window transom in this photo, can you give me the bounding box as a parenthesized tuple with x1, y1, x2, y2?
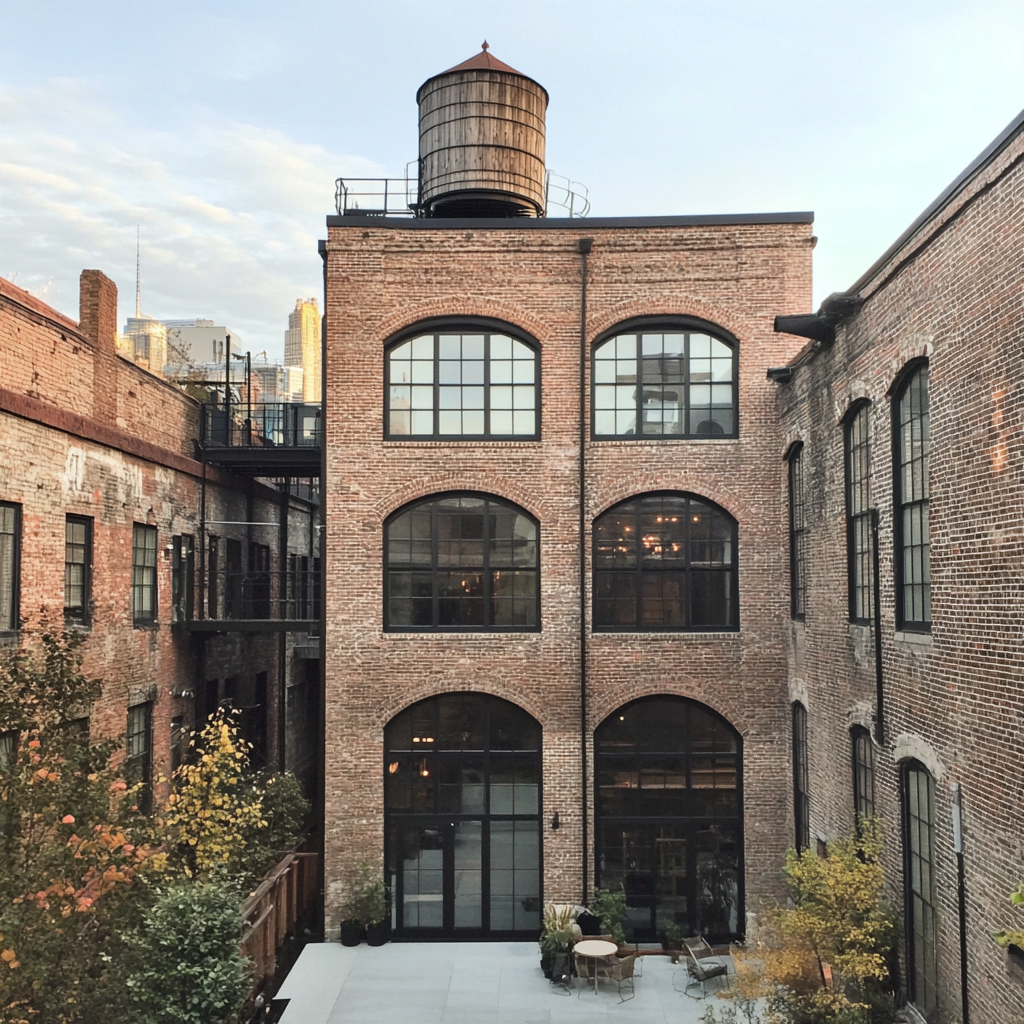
(385, 494, 539, 631)
(593, 327, 736, 438)
(593, 493, 737, 631)
(387, 329, 538, 438)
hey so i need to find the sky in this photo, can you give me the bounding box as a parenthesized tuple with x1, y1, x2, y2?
(1, 1, 1022, 362)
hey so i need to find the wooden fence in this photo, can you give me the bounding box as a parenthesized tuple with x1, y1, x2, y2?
(241, 847, 319, 998)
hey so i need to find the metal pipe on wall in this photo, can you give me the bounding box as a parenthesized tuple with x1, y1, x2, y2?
(577, 236, 593, 906)
(870, 508, 885, 744)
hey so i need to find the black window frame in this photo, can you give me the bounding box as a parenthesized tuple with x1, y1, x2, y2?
(893, 361, 931, 632)
(851, 725, 876, 826)
(64, 514, 93, 626)
(594, 695, 745, 943)
(131, 523, 158, 625)
(792, 701, 810, 853)
(384, 318, 541, 441)
(125, 701, 153, 812)
(902, 759, 938, 1018)
(788, 443, 807, 621)
(592, 491, 739, 633)
(590, 317, 739, 441)
(384, 492, 540, 633)
(844, 403, 873, 624)
(0, 502, 21, 634)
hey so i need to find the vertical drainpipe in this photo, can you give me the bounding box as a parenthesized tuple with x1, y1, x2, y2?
(952, 782, 970, 1024)
(578, 237, 593, 906)
(316, 237, 328, 939)
(870, 508, 885, 745)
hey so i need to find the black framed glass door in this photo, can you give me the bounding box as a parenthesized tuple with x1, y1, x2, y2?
(385, 693, 542, 938)
(596, 696, 743, 942)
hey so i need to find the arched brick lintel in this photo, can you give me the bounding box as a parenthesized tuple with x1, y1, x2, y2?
(587, 296, 751, 350)
(587, 684, 750, 740)
(369, 299, 557, 350)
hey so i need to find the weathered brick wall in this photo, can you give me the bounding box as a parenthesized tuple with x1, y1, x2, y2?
(777, 130, 1024, 1022)
(0, 272, 313, 782)
(322, 217, 813, 932)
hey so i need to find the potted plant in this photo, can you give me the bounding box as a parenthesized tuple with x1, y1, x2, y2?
(539, 904, 575, 980)
(590, 885, 628, 946)
(340, 860, 390, 946)
(662, 920, 683, 961)
(362, 870, 391, 946)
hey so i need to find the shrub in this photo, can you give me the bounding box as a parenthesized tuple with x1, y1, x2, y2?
(123, 879, 249, 1024)
(590, 886, 627, 945)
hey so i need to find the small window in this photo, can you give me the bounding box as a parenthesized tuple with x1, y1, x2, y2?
(792, 702, 810, 852)
(385, 494, 539, 631)
(131, 523, 158, 624)
(0, 502, 21, 632)
(592, 325, 737, 438)
(788, 445, 808, 620)
(903, 760, 938, 1016)
(65, 515, 92, 625)
(171, 535, 194, 623)
(386, 328, 538, 439)
(845, 405, 872, 623)
(851, 726, 876, 825)
(225, 538, 242, 618)
(248, 542, 271, 619)
(593, 493, 738, 631)
(0, 728, 17, 769)
(895, 364, 930, 631)
(126, 702, 153, 812)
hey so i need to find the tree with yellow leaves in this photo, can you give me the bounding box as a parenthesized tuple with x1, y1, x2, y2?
(162, 708, 267, 880)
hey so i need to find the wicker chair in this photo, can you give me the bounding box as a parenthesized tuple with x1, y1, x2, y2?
(606, 953, 638, 1002)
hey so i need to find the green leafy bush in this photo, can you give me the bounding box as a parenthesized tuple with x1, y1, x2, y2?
(590, 886, 627, 945)
(123, 880, 250, 1024)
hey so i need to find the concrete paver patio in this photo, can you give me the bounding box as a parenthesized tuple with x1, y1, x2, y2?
(276, 942, 733, 1024)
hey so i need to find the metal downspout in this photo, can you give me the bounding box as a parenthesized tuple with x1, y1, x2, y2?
(870, 508, 885, 745)
(578, 237, 593, 905)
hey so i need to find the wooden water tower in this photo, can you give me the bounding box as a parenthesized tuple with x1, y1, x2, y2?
(417, 43, 548, 218)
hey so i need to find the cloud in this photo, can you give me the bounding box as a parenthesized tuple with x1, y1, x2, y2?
(0, 77, 381, 359)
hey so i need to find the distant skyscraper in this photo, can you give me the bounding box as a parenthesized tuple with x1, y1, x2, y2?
(284, 298, 321, 403)
(123, 316, 169, 376)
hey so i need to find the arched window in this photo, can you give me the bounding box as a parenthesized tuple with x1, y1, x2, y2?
(385, 494, 539, 631)
(592, 322, 737, 439)
(851, 725, 876, 826)
(844, 404, 872, 623)
(386, 325, 539, 439)
(596, 696, 743, 941)
(385, 693, 542, 937)
(593, 493, 737, 631)
(902, 760, 938, 1016)
(894, 364, 930, 631)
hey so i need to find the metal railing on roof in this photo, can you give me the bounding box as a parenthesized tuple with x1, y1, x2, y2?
(200, 402, 322, 449)
(334, 166, 591, 218)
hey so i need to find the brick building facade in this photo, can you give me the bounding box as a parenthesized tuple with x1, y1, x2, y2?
(320, 46, 1024, 1024)
(0, 269, 320, 795)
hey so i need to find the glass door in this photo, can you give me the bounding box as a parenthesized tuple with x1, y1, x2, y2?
(385, 693, 542, 938)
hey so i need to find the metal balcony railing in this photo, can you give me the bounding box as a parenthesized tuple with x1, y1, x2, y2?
(200, 402, 322, 449)
(188, 569, 321, 629)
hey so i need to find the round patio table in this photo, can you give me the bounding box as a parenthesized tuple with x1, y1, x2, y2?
(573, 939, 618, 993)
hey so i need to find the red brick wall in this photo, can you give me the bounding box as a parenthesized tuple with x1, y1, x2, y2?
(0, 273, 310, 785)
(776, 131, 1024, 1022)
(322, 218, 813, 930)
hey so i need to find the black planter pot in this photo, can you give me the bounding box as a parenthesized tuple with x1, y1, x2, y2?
(366, 918, 391, 946)
(540, 955, 553, 979)
(339, 920, 363, 947)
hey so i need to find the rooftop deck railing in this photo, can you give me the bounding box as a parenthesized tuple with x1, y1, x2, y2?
(200, 402, 322, 450)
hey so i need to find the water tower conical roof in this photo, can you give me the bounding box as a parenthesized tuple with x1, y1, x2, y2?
(417, 43, 549, 102)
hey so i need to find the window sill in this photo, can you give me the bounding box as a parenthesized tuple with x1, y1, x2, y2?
(894, 630, 932, 647)
(591, 630, 741, 638)
(132, 620, 160, 631)
(382, 438, 540, 447)
(590, 436, 739, 445)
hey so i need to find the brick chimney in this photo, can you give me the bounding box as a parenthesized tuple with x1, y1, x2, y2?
(79, 270, 118, 353)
